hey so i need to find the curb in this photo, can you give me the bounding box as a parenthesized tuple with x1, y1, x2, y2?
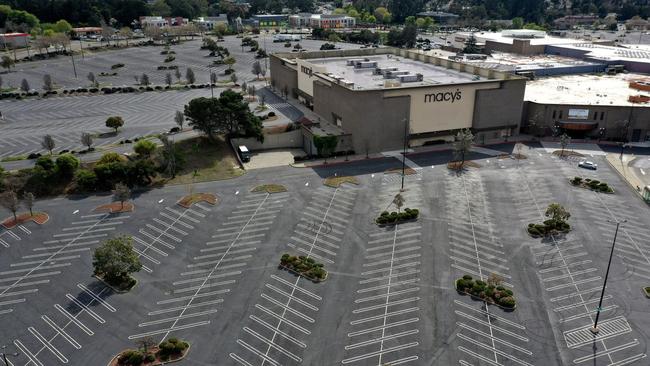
(604, 154, 645, 200)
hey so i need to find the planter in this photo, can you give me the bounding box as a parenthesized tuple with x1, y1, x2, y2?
(107, 343, 190, 366)
(279, 264, 328, 283)
(569, 179, 614, 194)
(376, 217, 418, 227)
(454, 279, 516, 312)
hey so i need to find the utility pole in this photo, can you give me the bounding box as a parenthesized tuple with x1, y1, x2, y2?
(591, 219, 626, 334)
(401, 118, 409, 192)
(79, 39, 85, 59)
(71, 52, 78, 78)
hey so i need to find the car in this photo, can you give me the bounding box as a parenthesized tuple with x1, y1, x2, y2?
(578, 161, 597, 170)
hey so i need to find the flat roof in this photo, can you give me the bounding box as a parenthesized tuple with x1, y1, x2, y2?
(525, 73, 650, 106)
(457, 31, 585, 46)
(549, 43, 650, 64)
(463, 52, 601, 72)
(307, 54, 486, 90)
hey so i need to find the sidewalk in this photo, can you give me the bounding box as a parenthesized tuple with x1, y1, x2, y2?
(605, 153, 645, 196)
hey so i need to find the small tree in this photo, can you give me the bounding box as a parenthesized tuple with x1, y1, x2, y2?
(106, 116, 124, 133)
(230, 72, 237, 84)
(185, 67, 195, 84)
(259, 93, 266, 107)
(113, 183, 131, 209)
(545, 203, 570, 228)
(252, 60, 263, 79)
(20, 78, 30, 92)
(160, 135, 178, 178)
(136, 337, 156, 355)
(174, 110, 184, 130)
(165, 72, 172, 86)
(463, 33, 480, 54)
(23, 192, 35, 216)
(210, 71, 217, 84)
(313, 135, 338, 164)
(81, 132, 93, 150)
(392, 193, 405, 212)
(452, 129, 474, 169)
(43, 74, 54, 92)
(248, 84, 256, 99)
(241, 81, 247, 94)
(0, 190, 19, 223)
(224, 56, 236, 71)
(41, 134, 56, 155)
(174, 68, 182, 82)
(87, 72, 98, 87)
(559, 133, 570, 157)
(1, 55, 14, 71)
(92, 235, 142, 286)
(140, 73, 150, 86)
(133, 139, 156, 157)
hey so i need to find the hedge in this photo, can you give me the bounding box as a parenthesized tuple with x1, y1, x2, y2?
(456, 275, 516, 309)
(280, 254, 327, 281)
(376, 208, 419, 225)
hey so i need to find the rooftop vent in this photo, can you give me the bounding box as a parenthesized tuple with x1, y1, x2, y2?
(384, 70, 410, 79)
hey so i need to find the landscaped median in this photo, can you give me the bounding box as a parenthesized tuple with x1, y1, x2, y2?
(455, 275, 516, 310)
(375, 208, 419, 225)
(324, 176, 359, 188)
(527, 203, 571, 238)
(1, 212, 49, 229)
(251, 184, 287, 194)
(109, 337, 190, 366)
(279, 254, 327, 282)
(569, 177, 614, 193)
(94, 201, 134, 213)
(177, 193, 218, 208)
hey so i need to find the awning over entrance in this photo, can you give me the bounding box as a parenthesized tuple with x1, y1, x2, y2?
(558, 121, 598, 131)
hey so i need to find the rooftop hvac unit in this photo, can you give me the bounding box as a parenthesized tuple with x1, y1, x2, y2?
(384, 79, 401, 88)
(397, 73, 423, 83)
(384, 70, 410, 79)
(346, 58, 366, 66)
(340, 79, 354, 87)
(373, 67, 398, 75)
(355, 61, 378, 68)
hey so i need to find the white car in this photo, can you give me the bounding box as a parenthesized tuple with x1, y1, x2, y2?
(578, 161, 597, 170)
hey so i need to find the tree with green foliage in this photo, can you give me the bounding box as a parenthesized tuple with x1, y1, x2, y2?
(55, 154, 80, 177)
(313, 135, 338, 164)
(184, 90, 263, 142)
(53, 19, 72, 33)
(452, 129, 474, 169)
(23, 192, 34, 216)
(106, 116, 124, 133)
(374, 7, 391, 24)
(512, 17, 524, 29)
(224, 56, 236, 72)
(133, 139, 156, 157)
(1, 55, 13, 72)
(92, 235, 141, 287)
(149, 0, 172, 16)
(463, 34, 480, 54)
(545, 203, 570, 228)
(185, 67, 195, 84)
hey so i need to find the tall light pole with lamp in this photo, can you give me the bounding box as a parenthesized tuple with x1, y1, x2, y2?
(1, 344, 19, 366)
(591, 219, 627, 334)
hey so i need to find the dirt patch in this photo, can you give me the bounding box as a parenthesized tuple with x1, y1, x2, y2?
(552, 150, 584, 158)
(497, 153, 528, 160)
(2, 212, 49, 229)
(324, 176, 360, 188)
(263, 124, 289, 134)
(177, 193, 218, 208)
(384, 167, 417, 175)
(93, 202, 134, 213)
(251, 184, 287, 194)
(447, 161, 481, 170)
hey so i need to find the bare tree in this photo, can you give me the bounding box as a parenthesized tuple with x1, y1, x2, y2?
(174, 68, 181, 82)
(248, 84, 256, 99)
(140, 73, 150, 86)
(20, 78, 29, 92)
(160, 135, 177, 178)
(81, 132, 94, 150)
(113, 183, 131, 209)
(230, 72, 237, 84)
(87, 72, 98, 87)
(185, 67, 195, 84)
(41, 134, 55, 155)
(252, 60, 263, 79)
(42, 74, 54, 92)
(174, 110, 184, 131)
(259, 93, 266, 107)
(559, 133, 570, 158)
(23, 192, 34, 216)
(165, 72, 172, 86)
(452, 129, 474, 170)
(392, 193, 405, 212)
(136, 337, 156, 355)
(0, 190, 20, 223)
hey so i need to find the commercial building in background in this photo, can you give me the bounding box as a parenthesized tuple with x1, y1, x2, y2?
(139, 16, 189, 28)
(288, 13, 356, 29)
(270, 48, 525, 154)
(251, 14, 288, 27)
(451, 30, 587, 55)
(194, 15, 229, 30)
(522, 73, 650, 142)
(553, 15, 600, 29)
(71, 27, 102, 38)
(0, 33, 28, 48)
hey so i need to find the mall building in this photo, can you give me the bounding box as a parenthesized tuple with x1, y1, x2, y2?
(270, 48, 526, 154)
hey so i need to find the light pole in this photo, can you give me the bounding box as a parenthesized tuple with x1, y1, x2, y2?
(1, 344, 19, 366)
(208, 65, 214, 98)
(71, 52, 78, 78)
(400, 118, 409, 192)
(591, 219, 626, 334)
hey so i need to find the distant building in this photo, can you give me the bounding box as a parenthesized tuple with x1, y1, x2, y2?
(251, 14, 288, 27)
(194, 15, 228, 30)
(625, 16, 650, 31)
(139, 16, 189, 28)
(72, 27, 102, 37)
(0, 33, 28, 48)
(288, 13, 355, 28)
(288, 13, 312, 27)
(416, 11, 459, 25)
(554, 14, 599, 29)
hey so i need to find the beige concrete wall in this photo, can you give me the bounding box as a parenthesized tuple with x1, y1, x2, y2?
(384, 82, 500, 134)
(295, 59, 328, 97)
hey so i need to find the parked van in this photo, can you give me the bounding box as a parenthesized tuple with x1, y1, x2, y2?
(238, 145, 251, 162)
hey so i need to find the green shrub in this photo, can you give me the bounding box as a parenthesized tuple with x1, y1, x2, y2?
(527, 227, 540, 236)
(55, 154, 80, 177)
(118, 350, 144, 366)
(35, 156, 55, 171)
(462, 275, 473, 280)
(98, 152, 126, 164)
(144, 354, 155, 362)
(133, 139, 156, 157)
(75, 169, 98, 191)
(499, 296, 516, 308)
